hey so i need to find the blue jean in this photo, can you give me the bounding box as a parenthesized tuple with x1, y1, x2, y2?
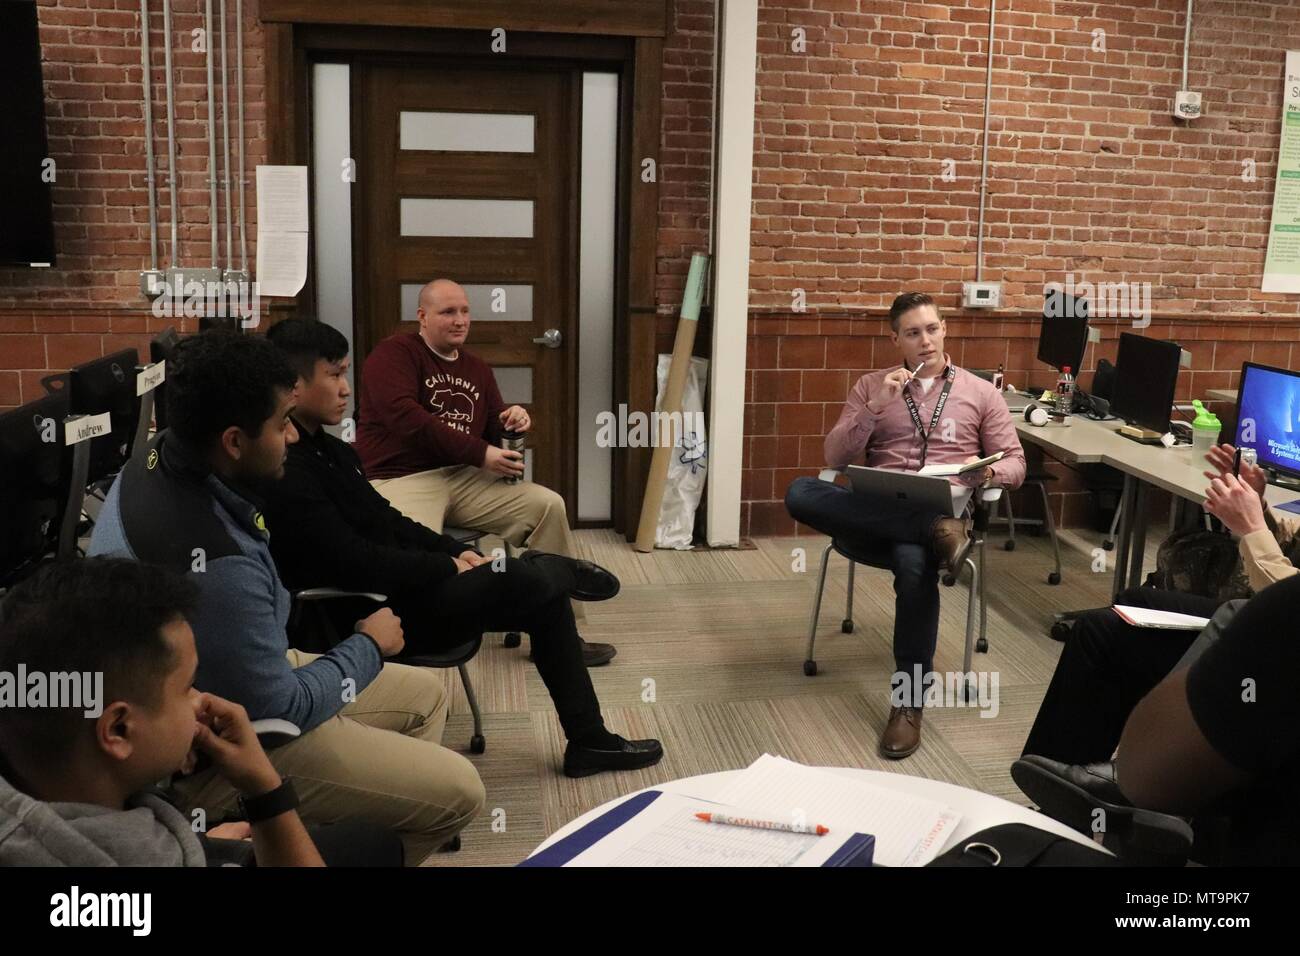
(785, 476, 942, 688)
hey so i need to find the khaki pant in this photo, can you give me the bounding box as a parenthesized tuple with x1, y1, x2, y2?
(174, 650, 485, 859)
(372, 464, 585, 620)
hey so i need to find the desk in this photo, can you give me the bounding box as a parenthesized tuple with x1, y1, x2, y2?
(530, 768, 1109, 864)
(1013, 414, 1300, 597)
(1207, 388, 1238, 403)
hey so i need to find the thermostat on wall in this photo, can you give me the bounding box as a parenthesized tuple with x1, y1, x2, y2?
(1173, 91, 1202, 120)
(962, 281, 1002, 309)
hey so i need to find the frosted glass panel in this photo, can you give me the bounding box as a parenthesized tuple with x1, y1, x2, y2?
(400, 199, 533, 238)
(400, 283, 533, 323)
(495, 367, 533, 405)
(400, 111, 534, 153)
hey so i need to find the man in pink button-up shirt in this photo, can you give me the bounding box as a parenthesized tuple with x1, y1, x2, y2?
(785, 292, 1026, 759)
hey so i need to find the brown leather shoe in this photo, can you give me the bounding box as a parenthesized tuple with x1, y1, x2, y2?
(879, 706, 923, 759)
(930, 516, 972, 572)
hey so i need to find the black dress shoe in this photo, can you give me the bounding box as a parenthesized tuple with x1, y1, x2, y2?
(519, 551, 621, 602)
(528, 638, 617, 667)
(1012, 755, 1194, 866)
(563, 736, 664, 778)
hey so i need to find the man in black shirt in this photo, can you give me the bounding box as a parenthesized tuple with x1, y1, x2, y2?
(263, 320, 663, 778)
(1015, 574, 1300, 865)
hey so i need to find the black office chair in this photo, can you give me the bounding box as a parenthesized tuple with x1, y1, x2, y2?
(802, 469, 999, 700)
(287, 586, 487, 756)
(443, 525, 524, 649)
(0, 392, 73, 589)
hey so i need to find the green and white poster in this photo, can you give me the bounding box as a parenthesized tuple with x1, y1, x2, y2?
(1263, 51, 1300, 293)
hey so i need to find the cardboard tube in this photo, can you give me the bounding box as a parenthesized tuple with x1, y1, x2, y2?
(635, 253, 710, 552)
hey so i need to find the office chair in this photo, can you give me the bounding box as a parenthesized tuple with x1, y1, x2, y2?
(287, 586, 488, 756)
(801, 469, 1000, 701)
(0, 392, 73, 588)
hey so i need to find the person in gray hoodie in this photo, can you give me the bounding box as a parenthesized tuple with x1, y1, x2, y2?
(0, 558, 324, 866)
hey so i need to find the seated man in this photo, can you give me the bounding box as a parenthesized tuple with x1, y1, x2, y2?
(356, 278, 587, 618)
(1021, 442, 1297, 765)
(1015, 572, 1300, 866)
(785, 291, 1026, 759)
(0, 558, 330, 867)
(88, 330, 485, 857)
(263, 319, 663, 777)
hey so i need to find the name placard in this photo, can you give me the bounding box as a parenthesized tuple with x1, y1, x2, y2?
(65, 412, 113, 446)
(136, 360, 166, 396)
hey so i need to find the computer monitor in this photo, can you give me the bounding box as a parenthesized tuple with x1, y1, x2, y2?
(0, 391, 70, 586)
(1234, 362, 1300, 480)
(68, 348, 139, 482)
(1038, 292, 1090, 375)
(150, 327, 180, 431)
(1110, 333, 1182, 436)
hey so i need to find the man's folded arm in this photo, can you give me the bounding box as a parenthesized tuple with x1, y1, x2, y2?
(274, 467, 460, 592)
(195, 557, 384, 733)
(824, 376, 880, 469)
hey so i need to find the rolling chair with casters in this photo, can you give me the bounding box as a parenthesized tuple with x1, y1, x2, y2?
(287, 587, 488, 758)
(996, 468, 1063, 585)
(442, 526, 523, 649)
(801, 469, 1001, 700)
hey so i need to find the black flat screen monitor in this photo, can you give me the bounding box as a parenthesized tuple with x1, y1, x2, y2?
(1233, 361, 1300, 480)
(1038, 292, 1090, 375)
(1111, 333, 1182, 435)
(68, 349, 140, 481)
(0, 391, 70, 586)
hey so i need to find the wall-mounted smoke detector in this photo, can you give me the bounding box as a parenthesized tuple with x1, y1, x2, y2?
(1173, 90, 1203, 120)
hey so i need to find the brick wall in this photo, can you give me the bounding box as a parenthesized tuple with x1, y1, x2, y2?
(4, 0, 1300, 537)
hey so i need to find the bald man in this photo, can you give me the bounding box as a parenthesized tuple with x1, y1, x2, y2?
(355, 279, 599, 633)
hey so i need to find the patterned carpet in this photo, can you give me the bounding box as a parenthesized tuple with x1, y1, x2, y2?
(419, 522, 1141, 866)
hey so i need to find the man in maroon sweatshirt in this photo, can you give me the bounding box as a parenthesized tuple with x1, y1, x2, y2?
(356, 278, 593, 625)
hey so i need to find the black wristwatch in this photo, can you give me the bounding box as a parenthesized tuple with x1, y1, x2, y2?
(237, 778, 299, 823)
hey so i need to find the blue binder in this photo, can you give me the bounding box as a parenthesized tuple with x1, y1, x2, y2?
(520, 790, 876, 867)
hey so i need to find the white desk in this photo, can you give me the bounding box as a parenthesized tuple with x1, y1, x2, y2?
(530, 768, 1110, 864)
(1207, 388, 1238, 403)
(1014, 413, 1300, 596)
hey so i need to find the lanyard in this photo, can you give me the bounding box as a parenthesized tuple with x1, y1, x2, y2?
(901, 364, 956, 469)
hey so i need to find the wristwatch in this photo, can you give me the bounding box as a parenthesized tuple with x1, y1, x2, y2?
(237, 778, 299, 823)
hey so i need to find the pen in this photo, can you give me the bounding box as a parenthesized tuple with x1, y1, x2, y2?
(694, 812, 829, 835)
(1233, 448, 1242, 477)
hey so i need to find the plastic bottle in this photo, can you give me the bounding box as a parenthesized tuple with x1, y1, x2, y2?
(1054, 366, 1074, 417)
(991, 363, 1005, 391)
(1190, 400, 1221, 455)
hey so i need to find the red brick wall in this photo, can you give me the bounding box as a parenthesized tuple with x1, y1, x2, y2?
(4, 0, 1300, 537)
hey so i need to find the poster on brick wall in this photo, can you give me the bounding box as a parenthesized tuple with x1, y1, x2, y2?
(1262, 51, 1300, 294)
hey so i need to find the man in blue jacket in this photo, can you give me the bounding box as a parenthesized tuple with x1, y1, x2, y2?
(89, 331, 484, 854)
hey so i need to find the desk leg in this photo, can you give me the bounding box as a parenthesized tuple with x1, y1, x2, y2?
(1111, 474, 1136, 600)
(1126, 481, 1150, 591)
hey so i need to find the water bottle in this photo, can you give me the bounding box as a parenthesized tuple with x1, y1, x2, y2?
(1054, 366, 1074, 418)
(501, 430, 525, 484)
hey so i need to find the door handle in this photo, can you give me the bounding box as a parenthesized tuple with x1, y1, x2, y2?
(532, 328, 562, 349)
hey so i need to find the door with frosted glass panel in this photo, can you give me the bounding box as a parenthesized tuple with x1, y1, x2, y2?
(356, 63, 577, 509)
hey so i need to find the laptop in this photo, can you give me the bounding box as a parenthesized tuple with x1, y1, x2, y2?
(845, 465, 965, 518)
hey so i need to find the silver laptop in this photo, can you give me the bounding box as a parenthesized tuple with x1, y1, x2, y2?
(845, 465, 962, 518)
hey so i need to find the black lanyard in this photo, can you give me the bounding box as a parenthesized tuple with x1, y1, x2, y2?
(901, 364, 956, 469)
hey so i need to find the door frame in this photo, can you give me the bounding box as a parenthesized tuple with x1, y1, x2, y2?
(261, 2, 666, 536)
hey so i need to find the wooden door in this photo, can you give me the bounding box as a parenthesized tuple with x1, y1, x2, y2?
(355, 62, 578, 506)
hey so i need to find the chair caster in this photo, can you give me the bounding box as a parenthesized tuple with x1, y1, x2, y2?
(439, 835, 462, 853)
(1047, 572, 1061, 585)
(1102, 539, 1115, 551)
(469, 734, 486, 754)
(803, 660, 817, 677)
(840, 619, 854, 634)
(503, 632, 522, 648)
(1050, 620, 1073, 642)
(976, 637, 988, 653)
(942, 572, 957, 587)
(1003, 539, 1016, 551)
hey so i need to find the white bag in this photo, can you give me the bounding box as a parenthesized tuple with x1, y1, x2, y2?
(654, 355, 709, 549)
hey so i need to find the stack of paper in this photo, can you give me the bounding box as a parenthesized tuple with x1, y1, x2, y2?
(712, 754, 961, 867)
(1112, 605, 1210, 631)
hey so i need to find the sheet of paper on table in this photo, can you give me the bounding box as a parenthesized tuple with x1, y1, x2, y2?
(713, 754, 961, 866)
(562, 791, 845, 867)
